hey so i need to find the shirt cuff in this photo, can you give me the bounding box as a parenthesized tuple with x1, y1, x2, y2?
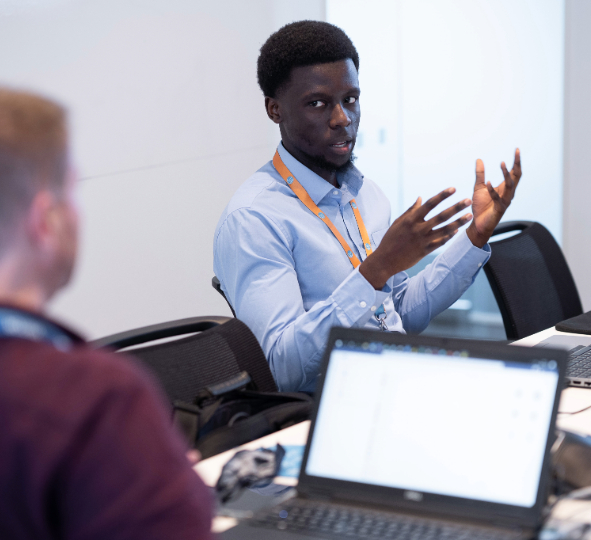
(440, 229, 491, 278)
(331, 268, 391, 325)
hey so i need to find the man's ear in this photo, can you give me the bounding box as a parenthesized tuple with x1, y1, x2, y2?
(265, 96, 282, 124)
(25, 190, 57, 252)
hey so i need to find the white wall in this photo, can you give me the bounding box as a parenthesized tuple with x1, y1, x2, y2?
(0, 0, 324, 338)
(564, 0, 591, 310)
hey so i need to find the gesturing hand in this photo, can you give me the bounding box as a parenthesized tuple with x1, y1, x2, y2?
(467, 149, 522, 248)
(359, 188, 472, 290)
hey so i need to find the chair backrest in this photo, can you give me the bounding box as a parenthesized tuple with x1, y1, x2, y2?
(483, 221, 583, 340)
(91, 316, 277, 403)
(212, 276, 236, 317)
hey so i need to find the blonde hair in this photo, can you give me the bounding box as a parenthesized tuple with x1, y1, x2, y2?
(0, 87, 68, 247)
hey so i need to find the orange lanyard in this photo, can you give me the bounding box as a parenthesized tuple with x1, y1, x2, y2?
(273, 150, 389, 330)
(273, 151, 373, 268)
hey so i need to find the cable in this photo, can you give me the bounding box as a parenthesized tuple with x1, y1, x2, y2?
(558, 404, 591, 416)
(544, 486, 591, 524)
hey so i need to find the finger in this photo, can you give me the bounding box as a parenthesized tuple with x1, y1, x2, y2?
(474, 159, 485, 187)
(500, 162, 514, 190)
(425, 199, 472, 228)
(400, 197, 422, 218)
(404, 196, 421, 214)
(427, 229, 460, 251)
(431, 213, 473, 236)
(486, 182, 502, 203)
(416, 188, 456, 219)
(512, 148, 522, 178)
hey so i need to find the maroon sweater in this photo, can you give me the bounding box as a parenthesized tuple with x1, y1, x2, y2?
(0, 327, 214, 539)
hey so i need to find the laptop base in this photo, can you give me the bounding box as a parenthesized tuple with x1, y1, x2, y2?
(222, 496, 526, 540)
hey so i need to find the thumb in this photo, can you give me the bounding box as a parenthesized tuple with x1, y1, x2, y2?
(405, 197, 421, 214)
(475, 159, 485, 187)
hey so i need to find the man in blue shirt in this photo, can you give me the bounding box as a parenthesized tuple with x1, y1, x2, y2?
(214, 21, 521, 393)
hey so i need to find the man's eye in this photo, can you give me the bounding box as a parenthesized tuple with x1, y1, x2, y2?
(345, 96, 358, 104)
(309, 100, 324, 108)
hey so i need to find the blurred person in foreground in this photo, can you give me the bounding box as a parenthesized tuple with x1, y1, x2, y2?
(0, 87, 213, 539)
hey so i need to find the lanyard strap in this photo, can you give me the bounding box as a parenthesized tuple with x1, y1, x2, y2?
(273, 151, 373, 269)
(0, 308, 74, 350)
(272, 151, 389, 331)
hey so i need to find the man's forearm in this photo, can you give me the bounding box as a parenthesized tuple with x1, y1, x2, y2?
(394, 230, 490, 333)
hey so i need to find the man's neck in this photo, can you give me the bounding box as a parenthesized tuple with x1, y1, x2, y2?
(0, 254, 46, 314)
(0, 289, 45, 314)
(281, 141, 339, 187)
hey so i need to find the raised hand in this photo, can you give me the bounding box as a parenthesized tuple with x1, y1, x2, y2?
(359, 188, 472, 290)
(467, 149, 522, 248)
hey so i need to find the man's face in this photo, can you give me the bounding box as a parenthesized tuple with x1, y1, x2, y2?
(267, 59, 360, 178)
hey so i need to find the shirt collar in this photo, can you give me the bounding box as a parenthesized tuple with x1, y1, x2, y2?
(0, 302, 84, 344)
(276, 142, 364, 204)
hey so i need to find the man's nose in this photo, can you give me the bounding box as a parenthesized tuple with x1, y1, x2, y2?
(329, 103, 351, 129)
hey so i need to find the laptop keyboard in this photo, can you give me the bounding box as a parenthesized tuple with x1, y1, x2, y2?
(249, 499, 519, 539)
(567, 345, 591, 380)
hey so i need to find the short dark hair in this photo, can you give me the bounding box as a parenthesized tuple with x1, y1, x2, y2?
(0, 88, 68, 249)
(257, 20, 359, 98)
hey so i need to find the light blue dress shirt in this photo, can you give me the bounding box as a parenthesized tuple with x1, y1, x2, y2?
(214, 143, 491, 393)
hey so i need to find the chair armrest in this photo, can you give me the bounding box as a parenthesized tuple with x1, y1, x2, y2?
(90, 316, 232, 350)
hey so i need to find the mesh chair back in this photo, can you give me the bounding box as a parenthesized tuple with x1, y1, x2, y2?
(483, 221, 583, 340)
(93, 317, 277, 403)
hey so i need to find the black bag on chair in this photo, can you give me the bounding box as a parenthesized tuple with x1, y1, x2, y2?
(92, 316, 312, 459)
(173, 371, 313, 459)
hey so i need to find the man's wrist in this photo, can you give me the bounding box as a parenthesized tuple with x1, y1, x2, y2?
(359, 256, 392, 291)
(466, 222, 490, 249)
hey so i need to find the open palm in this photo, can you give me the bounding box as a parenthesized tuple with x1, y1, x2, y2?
(467, 149, 522, 247)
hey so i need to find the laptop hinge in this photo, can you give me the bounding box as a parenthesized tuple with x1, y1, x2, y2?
(298, 488, 333, 501)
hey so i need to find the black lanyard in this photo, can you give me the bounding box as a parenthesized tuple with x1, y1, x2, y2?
(0, 307, 75, 350)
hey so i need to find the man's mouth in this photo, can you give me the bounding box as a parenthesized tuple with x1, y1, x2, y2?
(329, 140, 353, 154)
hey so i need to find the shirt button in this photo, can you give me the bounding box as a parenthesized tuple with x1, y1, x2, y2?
(333, 190, 339, 195)
(370, 305, 377, 312)
(478, 263, 482, 268)
(359, 301, 367, 308)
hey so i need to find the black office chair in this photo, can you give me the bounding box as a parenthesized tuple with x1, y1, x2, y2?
(212, 276, 236, 317)
(91, 316, 277, 403)
(92, 317, 313, 458)
(483, 221, 583, 340)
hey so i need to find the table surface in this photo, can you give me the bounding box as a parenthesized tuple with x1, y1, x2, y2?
(197, 325, 591, 533)
(514, 327, 591, 435)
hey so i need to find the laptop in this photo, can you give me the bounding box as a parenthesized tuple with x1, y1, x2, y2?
(535, 334, 591, 388)
(222, 328, 567, 540)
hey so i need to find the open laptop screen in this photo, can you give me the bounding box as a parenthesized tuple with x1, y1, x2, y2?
(305, 340, 560, 508)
